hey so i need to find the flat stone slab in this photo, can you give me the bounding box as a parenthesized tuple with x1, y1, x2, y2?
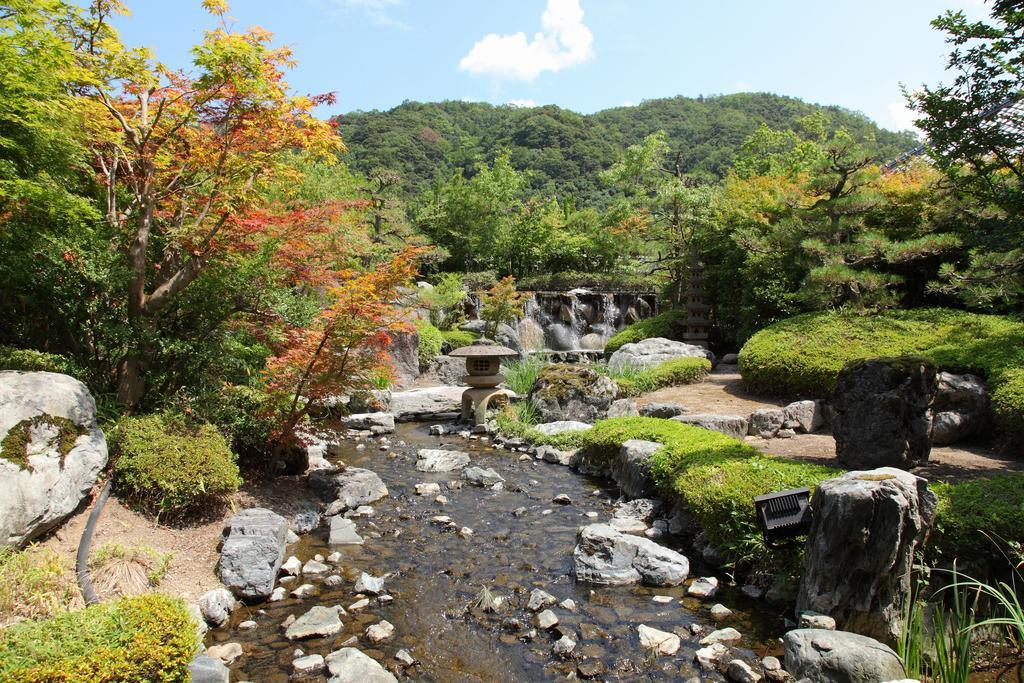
(389, 386, 464, 422)
(671, 413, 748, 440)
(328, 516, 364, 545)
(285, 605, 342, 640)
(415, 449, 470, 472)
(533, 420, 593, 436)
(326, 647, 397, 682)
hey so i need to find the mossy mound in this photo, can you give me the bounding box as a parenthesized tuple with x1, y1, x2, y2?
(0, 593, 196, 682)
(605, 309, 687, 354)
(612, 357, 712, 397)
(738, 308, 1024, 442)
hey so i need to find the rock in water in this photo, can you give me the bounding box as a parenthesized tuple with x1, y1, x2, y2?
(797, 468, 937, 645)
(354, 572, 385, 595)
(217, 508, 288, 602)
(198, 588, 236, 627)
(830, 357, 937, 469)
(637, 624, 680, 655)
(328, 516, 364, 545)
(608, 337, 714, 372)
(415, 449, 470, 472)
(189, 653, 231, 683)
(325, 647, 397, 683)
(671, 413, 748, 440)
(608, 439, 661, 499)
(783, 629, 906, 683)
(341, 412, 395, 435)
(309, 467, 388, 511)
(528, 364, 617, 423)
(461, 466, 504, 486)
(0, 371, 109, 546)
(573, 523, 689, 586)
(286, 605, 343, 640)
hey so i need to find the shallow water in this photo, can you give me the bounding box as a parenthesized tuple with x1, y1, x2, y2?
(208, 423, 782, 681)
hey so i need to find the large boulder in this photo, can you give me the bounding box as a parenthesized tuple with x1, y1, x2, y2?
(608, 439, 661, 499)
(217, 507, 289, 602)
(0, 371, 108, 547)
(528, 364, 617, 423)
(671, 413, 748, 440)
(783, 629, 906, 683)
(931, 371, 988, 445)
(532, 420, 593, 437)
(797, 468, 937, 645)
(783, 399, 827, 433)
(389, 386, 464, 422)
(309, 466, 388, 511)
(341, 412, 394, 435)
(831, 357, 937, 469)
(424, 355, 467, 386)
(326, 647, 397, 682)
(573, 523, 689, 586)
(748, 408, 785, 438)
(608, 337, 714, 372)
(415, 449, 469, 472)
(386, 328, 420, 388)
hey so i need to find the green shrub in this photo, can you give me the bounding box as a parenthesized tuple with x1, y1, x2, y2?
(0, 346, 82, 378)
(193, 383, 279, 459)
(930, 474, 1024, 572)
(609, 357, 711, 397)
(0, 593, 196, 682)
(111, 413, 241, 518)
(605, 309, 687, 354)
(0, 546, 79, 626)
(440, 329, 476, 350)
(494, 403, 588, 450)
(738, 308, 1024, 440)
(414, 319, 443, 370)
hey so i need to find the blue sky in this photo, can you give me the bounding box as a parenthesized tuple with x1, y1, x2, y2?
(112, 0, 991, 132)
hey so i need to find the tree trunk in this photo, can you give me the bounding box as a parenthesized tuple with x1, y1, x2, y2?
(116, 355, 146, 410)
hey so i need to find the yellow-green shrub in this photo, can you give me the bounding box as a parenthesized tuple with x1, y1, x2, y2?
(111, 413, 240, 518)
(414, 319, 443, 369)
(0, 593, 196, 682)
(0, 547, 79, 627)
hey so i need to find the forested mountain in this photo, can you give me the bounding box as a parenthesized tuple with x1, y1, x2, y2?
(335, 93, 919, 206)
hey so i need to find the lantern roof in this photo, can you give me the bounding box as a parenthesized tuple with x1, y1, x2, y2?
(449, 337, 519, 358)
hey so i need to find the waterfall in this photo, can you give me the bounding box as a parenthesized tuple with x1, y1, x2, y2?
(515, 289, 656, 352)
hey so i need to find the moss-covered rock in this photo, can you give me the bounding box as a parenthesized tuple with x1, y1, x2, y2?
(612, 357, 711, 397)
(0, 415, 85, 472)
(528, 364, 617, 423)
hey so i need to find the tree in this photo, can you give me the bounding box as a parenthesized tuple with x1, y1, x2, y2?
(70, 0, 343, 406)
(417, 272, 467, 330)
(909, 3, 1024, 308)
(478, 276, 527, 339)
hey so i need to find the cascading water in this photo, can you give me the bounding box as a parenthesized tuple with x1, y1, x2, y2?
(515, 289, 656, 352)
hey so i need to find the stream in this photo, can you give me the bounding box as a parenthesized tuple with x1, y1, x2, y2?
(207, 423, 783, 681)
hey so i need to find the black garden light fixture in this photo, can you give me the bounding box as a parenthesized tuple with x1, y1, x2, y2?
(753, 487, 812, 547)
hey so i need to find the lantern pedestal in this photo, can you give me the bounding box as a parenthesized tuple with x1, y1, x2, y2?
(461, 387, 515, 427)
(449, 338, 520, 429)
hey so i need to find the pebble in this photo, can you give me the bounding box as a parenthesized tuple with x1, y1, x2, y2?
(585, 511, 598, 519)
(302, 559, 330, 576)
(638, 624, 680, 655)
(324, 574, 344, 587)
(700, 627, 742, 645)
(435, 495, 448, 505)
(365, 619, 395, 644)
(541, 509, 553, 516)
(558, 598, 576, 612)
(281, 555, 302, 576)
(415, 482, 441, 495)
(459, 526, 474, 537)
(552, 494, 572, 505)
(269, 587, 287, 602)
(290, 584, 316, 599)
(395, 649, 416, 666)
(552, 635, 576, 657)
(207, 642, 243, 665)
(431, 515, 452, 525)
(354, 572, 385, 595)
(651, 595, 674, 604)
(727, 659, 762, 683)
(687, 576, 720, 599)
(292, 654, 325, 675)
(710, 603, 733, 619)
(535, 609, 559, 629)
(798, 611, 836, 630)
(327, 551, 342, 564)
(526, 589, 556, 611)
(355, 444, 365, 451)
(577, 660, 606, 678)
(238, 620, 257, 630)
(762, 656, 782, 672)
(348, 598, 370, 611)
(695, 642, 729, 668)
(512, 507, 528, 517)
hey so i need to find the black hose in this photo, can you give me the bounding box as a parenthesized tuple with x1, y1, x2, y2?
(76, 479, 112, 606)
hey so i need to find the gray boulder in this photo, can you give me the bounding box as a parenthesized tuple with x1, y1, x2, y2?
(460, 320, 522, 355)
(831, 357, 937, 469)
(748, 408, 785, 438)
(931, 371, 988, 445)
(608, 398, 639, 418)
(389, 386, 464, 422)
(783, 400, 827, 433)
(608, 439, 661, 499)
(671, 413, 748, 440)
(573, 523, 689, 586)
(328, 516, 364, 545)
(640, 402, 688, 418)
(386, 328, 420, 388)
(0, 371, 108, 547)
(721, 353, 739, 365)
(415, 449, 469, 472)
(461, 466, 504, 486)
(608, 337, 714, 372)
(326, 647, 397, 683)
(309, 467, 388, 511)
(188, 654, 231, 683)
(198, 587, 236, 627)
(798, 468, 937, 644)
(341, 412, 394, 435)
(533, 420, 593, 436)
(286, 605, 343, 640)
(217, 508, 288, 602)
(529, 364, 617, 423)
(783, 629, 906, 683)
(425, 355, 467, 386)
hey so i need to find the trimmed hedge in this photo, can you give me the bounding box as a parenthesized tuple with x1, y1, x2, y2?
(612, 357, 712, 397)
(0, 593, 197, 682)
(738, 308, 1024, 441)
(111, 413, 241, 518)
(604, 309, 687, 354)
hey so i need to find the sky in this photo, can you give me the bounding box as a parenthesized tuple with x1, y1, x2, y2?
(111, 0, 993, 132)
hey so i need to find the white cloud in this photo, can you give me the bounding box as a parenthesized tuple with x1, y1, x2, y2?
(887, 100, 920, 132)
(458, 0, 595, 81)
(620, 100, 636, 107)
(508, 99, 537, 107)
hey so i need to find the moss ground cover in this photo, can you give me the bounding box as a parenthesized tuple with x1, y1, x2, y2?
(605, 357, 711, 397)
(604, 309, 687, 354)
(738, 308, 1024, 440)
(0, 593, 196, 683)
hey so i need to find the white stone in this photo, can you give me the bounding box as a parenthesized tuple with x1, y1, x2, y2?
(687, 576, 720, 599)
(415, 482, 441, 495)
(354, 572, 385, 595)
(365, 620, 395, 644)
(700, 627, 742, 645)
(415, 449, 469, 472)
(325, 647, 397, 682)
(293, 653, 325, 675)
(638, 624, 680, 655)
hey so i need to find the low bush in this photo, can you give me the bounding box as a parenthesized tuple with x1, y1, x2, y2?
(414, 319, 443, 370)
(111, 413, 241, 519)
(738, 308, 1024, 441)
(192, 383, 280, 459)
(604, 309, 687, 354)
(930, 474, 1024, 573)
(0, 346, 82, 378)
(440, 329, 476, 350)
(608, 357, 711, 397)
(0, 593, 196, 682)
(0, 546, 80, 627)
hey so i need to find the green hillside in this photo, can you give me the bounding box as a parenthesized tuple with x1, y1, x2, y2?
(335, 93, 919, 206)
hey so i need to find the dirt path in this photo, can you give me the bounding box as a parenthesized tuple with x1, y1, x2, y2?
(638, 367, 1024, 483)
(36, 475, 321, 604)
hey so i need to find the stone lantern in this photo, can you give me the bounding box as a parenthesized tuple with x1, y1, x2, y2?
(449, 338, 519, 428)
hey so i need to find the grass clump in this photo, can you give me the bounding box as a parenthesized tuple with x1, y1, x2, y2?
(440, 329, 476, 350)
(111, 413, 241, 519)
(502, 355, 547, 396)
(494, 403, 589, 450)
(605, 357, 711, 397)
(738, 308, 1024, 441)
(0, 593, 196, 682)
(0, 546, 80, 627)
(88, 542, 173, 600)
(604, 309, 687, 354)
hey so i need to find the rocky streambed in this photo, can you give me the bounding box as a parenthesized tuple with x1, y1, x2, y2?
(206, 423, 781, 682)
